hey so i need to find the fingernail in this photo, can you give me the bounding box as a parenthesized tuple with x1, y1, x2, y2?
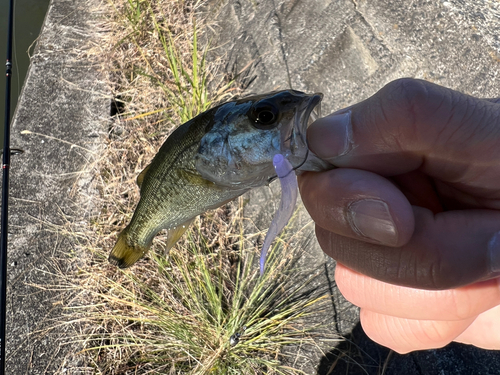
(347, 199, 398, 246)
(488, 231, 500, 272)
(308, 110, 353, 160)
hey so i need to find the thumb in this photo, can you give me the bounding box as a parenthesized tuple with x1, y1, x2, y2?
(308, 78, 500, 190)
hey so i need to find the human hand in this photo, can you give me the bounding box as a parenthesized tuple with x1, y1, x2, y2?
(298, 78, 500, 353)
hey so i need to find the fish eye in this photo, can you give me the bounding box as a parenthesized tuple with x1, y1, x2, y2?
(250, 102, 280, 128)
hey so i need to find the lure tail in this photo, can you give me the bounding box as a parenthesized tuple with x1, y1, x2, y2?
(108, 229, 148, 269)
(259, 154, 298, 276)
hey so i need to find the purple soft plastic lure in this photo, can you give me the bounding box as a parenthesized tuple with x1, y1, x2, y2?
(259, 154, 298, 275)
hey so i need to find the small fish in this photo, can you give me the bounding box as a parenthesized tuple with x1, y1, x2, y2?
(109, 90, 330, 269)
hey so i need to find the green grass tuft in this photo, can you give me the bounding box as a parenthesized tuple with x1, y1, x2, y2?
(75, 211, 329, 374)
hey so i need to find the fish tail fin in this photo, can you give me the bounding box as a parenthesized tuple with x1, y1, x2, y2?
(109, 230, 148, 269)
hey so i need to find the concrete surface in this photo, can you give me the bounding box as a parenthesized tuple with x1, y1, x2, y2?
(203, 0, 500, 374)
(4, 0, 500, 373)
(4, 0, 108, 373)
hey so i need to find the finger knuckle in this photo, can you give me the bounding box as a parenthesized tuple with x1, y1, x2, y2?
(384, 78, 431, 116)
(381, 78, 461, 148)
(377, 79, 434, 145)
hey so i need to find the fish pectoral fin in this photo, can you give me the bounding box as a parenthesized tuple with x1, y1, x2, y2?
(109, 231, 148, 269)
(165, 218, 195, 252)
(177, 168, 215, 187)
(137, 164, 151, 189)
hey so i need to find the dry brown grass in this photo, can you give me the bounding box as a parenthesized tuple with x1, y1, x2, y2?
(96, 0, 233, 247)
(42, 0, 338, 373)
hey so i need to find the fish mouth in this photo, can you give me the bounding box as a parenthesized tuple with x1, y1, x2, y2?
(281, 93, 323, 170)
(303, 93, 322, 132)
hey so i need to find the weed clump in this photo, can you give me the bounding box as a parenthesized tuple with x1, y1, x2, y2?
(53, 0, 335, 373)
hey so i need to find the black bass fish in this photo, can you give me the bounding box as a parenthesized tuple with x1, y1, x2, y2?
(109, 90, 330, 269)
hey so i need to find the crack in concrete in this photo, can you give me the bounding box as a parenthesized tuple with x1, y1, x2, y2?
(349, 0, 393, 53)
(323, 256, 340, 334)
(271, 0, 293, 89)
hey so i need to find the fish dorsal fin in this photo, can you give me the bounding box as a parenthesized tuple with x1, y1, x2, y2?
(137, 164, 151, 189)
(166, 218, 195, 252)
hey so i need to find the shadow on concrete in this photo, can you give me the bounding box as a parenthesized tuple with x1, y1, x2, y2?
(318, 323, 397, 375)
(318, 323, 500, 375)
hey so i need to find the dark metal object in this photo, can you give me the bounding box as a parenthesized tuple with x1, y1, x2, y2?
(229, 332, 240, 346)
(229, 326, 247, 347)
(0, 0, 15, 372)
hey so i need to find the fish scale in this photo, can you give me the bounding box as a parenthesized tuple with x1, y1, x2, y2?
(109, 108, 249, 268)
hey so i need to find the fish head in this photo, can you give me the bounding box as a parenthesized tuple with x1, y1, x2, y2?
(195, 90, 323, 188)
